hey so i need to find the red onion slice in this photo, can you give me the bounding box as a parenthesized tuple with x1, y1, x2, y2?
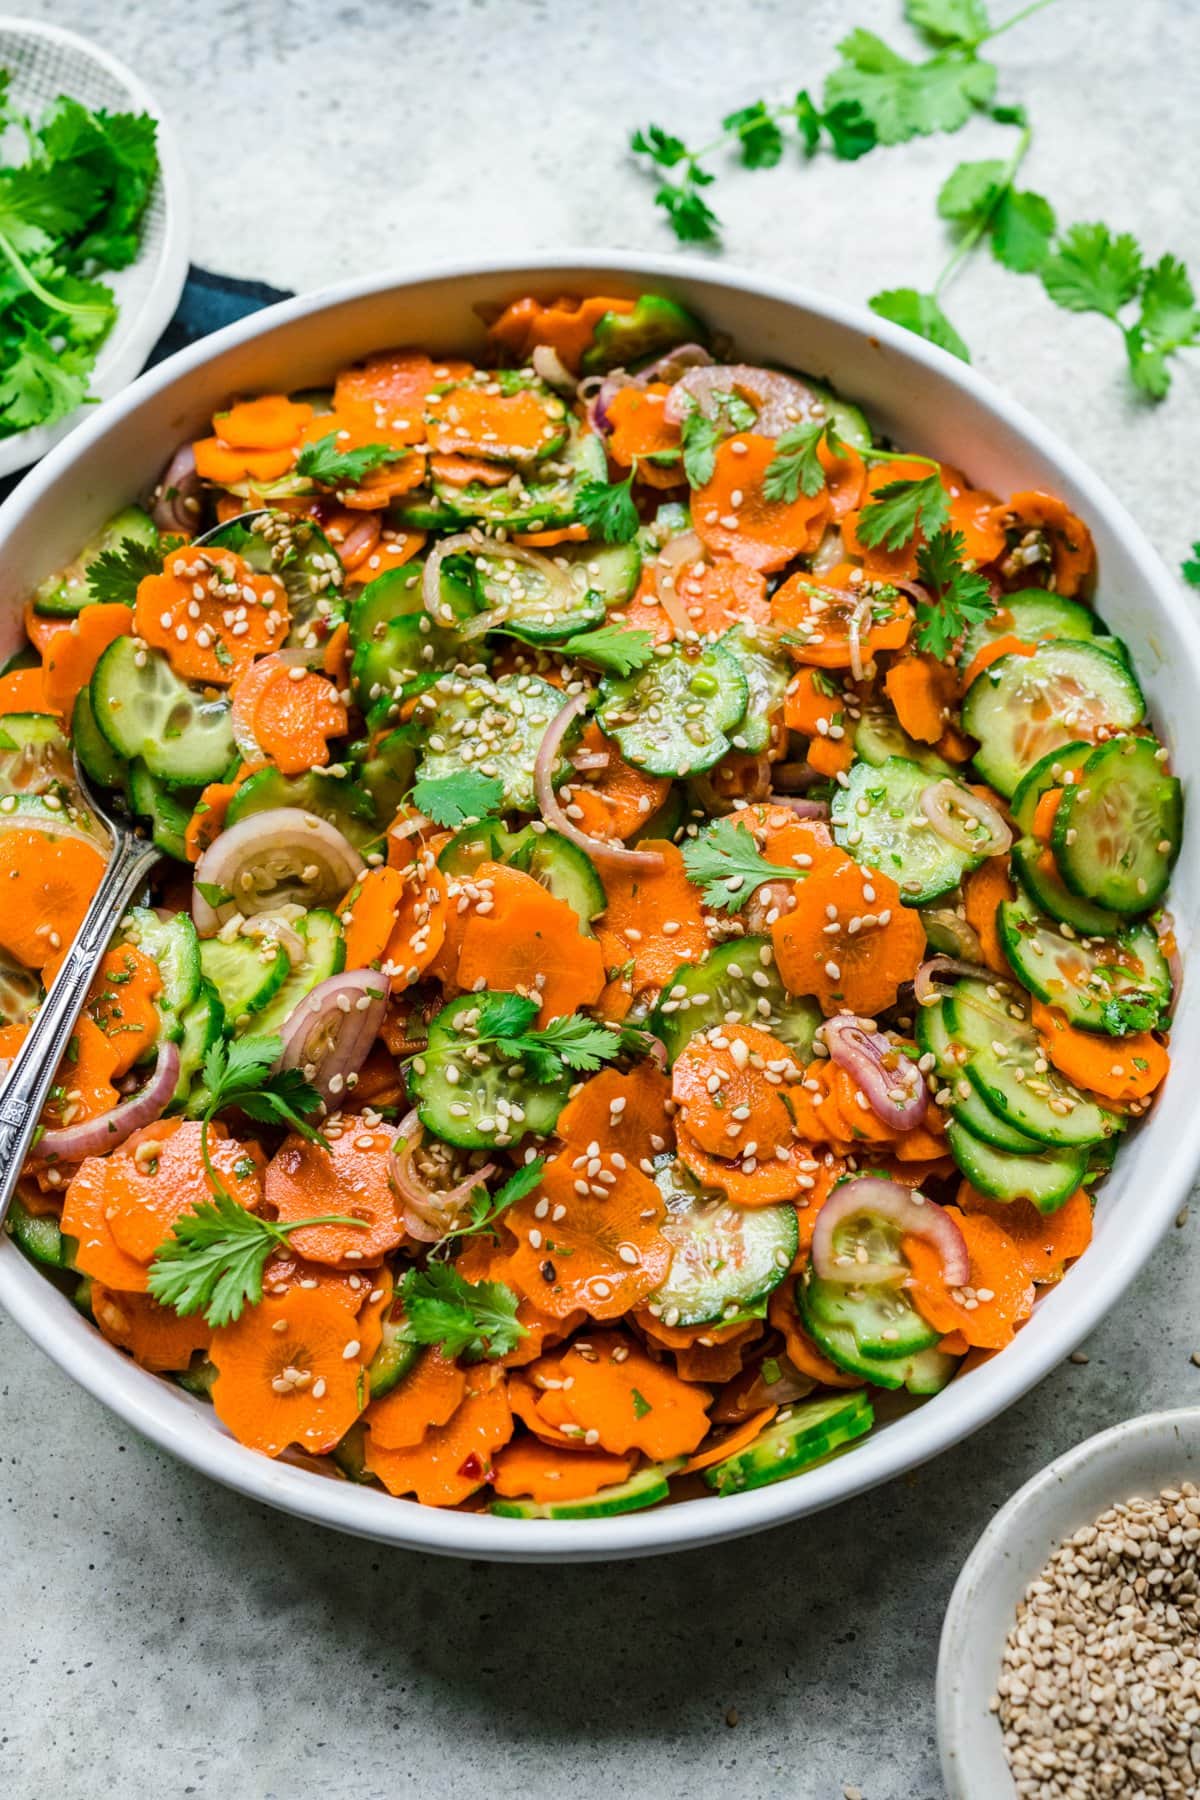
(920, 779, 1013, 858)
(534, 692, 665, 873)
(654, 531, 706, 637)
(663, 364, 824, 434)
(531, 344, 578, 395)
(920, 907, 985, 964)
(193, 807, 363, 935)
(822, 1014, 928, 1131)
(811, 1176, 969, 1288)
(152, 443, 202, 534)
(31, 1038, 180, 1165)
(767, 794, 830, 820)
(388, 1107, 496, 1241)
(276, 968, 389, 1106)
(912, 954, 1007, 1008)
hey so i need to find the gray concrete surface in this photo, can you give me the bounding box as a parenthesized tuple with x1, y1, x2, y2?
(2, 1, 1199, 1795)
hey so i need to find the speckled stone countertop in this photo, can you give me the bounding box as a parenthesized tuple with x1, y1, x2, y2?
(1, 2, 1199, 1795)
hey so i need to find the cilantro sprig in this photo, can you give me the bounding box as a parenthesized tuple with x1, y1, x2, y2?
(430, 1158, 547, 1258)
(86, 531, 181, 605)
(682, 818, 808, 914)
(762, 419, 847, 504)
(472, 992, 631, 1082)
(398, 1262, 525, 1361)
(856, 471, 951, 550)
(295, 432, 407, 488)
(558, 622, 654, 676)
(195, 1034, 328, 1198)
(575, 471, 640, 543)
(914, 527, 993, 656)
(1184, 543, 1200, 589)
(411, 771, 504, 829)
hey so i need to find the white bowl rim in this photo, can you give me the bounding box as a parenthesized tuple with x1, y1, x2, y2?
(936, 1405, 1200, 1796)
(2, 248, 1200, 1562)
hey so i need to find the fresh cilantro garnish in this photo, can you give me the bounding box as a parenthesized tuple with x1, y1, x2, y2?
(823, 26, 996, 147)
(432, 1157, 547, 1257)
(576, 472, 640, 544)
(1124, 255, 1200, 399)
(762, 419, 846, 503)
(558, 622, 654, 676)
(194, 880, 235, 908)
(399, 1262, 525, 1361)
(856, 471, 950, 550)
(411, 771, 504, 828)
(1184, 543, 1200, 589)
(295, 432, 406, 488)
(197, 1033, 329, 1196)
(86, 532, 180, 604)
(681, 407, 721, 488)
(473, 992, 629, 1081)
(869, 287, 971, 361)
(914, 527, 993, 657)
(681, 818, 806, 913)
(1041, 222, 1143, 318)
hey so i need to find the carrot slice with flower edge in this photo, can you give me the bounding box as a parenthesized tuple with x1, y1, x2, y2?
(213, 394, 313, 451)
(229, 658, 348, 776)
(680, 1408, 778, 1476)
(772, 857, 925, 1017)
(768, 1280, 865, 1388)
(1030, 1000, 1169, 1102)
(453, 861, 605, 1025)
(210, 1284, 374, 1458)
(554, 1063, 673, 1172)
(904, 1205, 1035, 1349)
(363, 1347, 466, 1450)
(134, 546, 289, 686)
(381, 856, 450, 985)
(340, 864, 406, 969)
(671, 1023, 798, 1159)
(265, 1126, 403, 1267)
(694, 434, 831, 573)
(995, 490, 1095, 595)
(771, 569, 913, 671)
(956, 1181, 1094, 1285)
(961, 857, 1014, 974)
(605, 384, 681, 488)
(491, 1438, 638, 1502)
(362, 1365, 512, 1505)
(670, 558, 770, 638)
(884, 653, 956, 744)
(86, 944, 161, 1078)
(41, 603, 132, 716)
(565, 721, 670, 841)
(486, 293, 635, 372)
(91, 1282, 212, 1373)
(0, 825, 106, 972)
(596, 840, 708, 995)
(0, 665, 54, 716)
(536, 1333, 712, 1460)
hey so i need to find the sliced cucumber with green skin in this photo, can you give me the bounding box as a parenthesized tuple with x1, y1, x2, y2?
(128, 763, 195, 862)
(961, 642, 1145, 797)
(252, 909, 346, 1034)
(0, 712, 72, 799)
(72, 686, 127, 792)
(998, 887, 1171, 1036)
(469, 548, 605, 644)
(853, 706, 953, 776)
(175, 1357, 218, 1399)
(355, 724, 422, 825)
(415, 673, 568, 814)
(647, 1157, 797, 1327)
(421, 428, 608, 534)
(945, 1119, 1087, 1212)
(367, 1304, 420, 1401)
(915, 993, 1042, 1153)
(560, 541, 642, 608)
(224, 765, 379, 851)
(202, 510, 346, 644)
(1010, 836, 1122, 937)
(702, 1391, 875, 1495)
(357, 611, 484, 729)
(597, 642, 749, 779)
(832, 756, 983, 904)
(91, 639, 234, 787)
(1051, 736, 1182, 914)
(719, 625, 790, 755)
(349, 555, 480, 720)
(491, 1462, 679, 1519)
(799, 1273, 951, 1391)
(5, 1194, 69, 1268)
(649, 937, 822, 1065)
(33, 505, 158, 618)
(170, 979, 225, 1109)
(581, 294, 707, 374)
(959, 588, 1098, 671)
(0, 949, 41, 1028)
(122, 908, 201, 1040)
(636, 501, 690, 560)
(805, 379, 874, 453)
(946, 975, 1121, 1147)
(198, 935, 291, 1025)
(437, 819, 604, 929)
(332, 1420, 372, 1483)
(412, 993, 570, 1148)
(1010, 741, 1096, 835)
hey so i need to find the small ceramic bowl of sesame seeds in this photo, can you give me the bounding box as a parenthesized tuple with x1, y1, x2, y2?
(937, 1406, 1200, 1798)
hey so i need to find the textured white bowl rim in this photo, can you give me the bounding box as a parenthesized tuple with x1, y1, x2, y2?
(0, 15, 190, 475)
(936, 1406, 1200, 1797)
(2, 250, 1199, 1563)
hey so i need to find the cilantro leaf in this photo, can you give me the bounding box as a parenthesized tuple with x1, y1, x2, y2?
(856, 471, 951, 549)
(792, 89, 824, 155)
(824, 30, 996, 146)
(411, 771, 504, 828)
(905, 0, 990, 48)
(630, 124, 688, 168)
(681, 407, 721, 488)
(762, 420, 844, 503)
(914, 527, 993, 657)
(87, 533, 176, 604)
(433, 1157, 548, 1255)
(197, 1031, 331, 1203)
(1125, 255, 1199, 399)
(937, 158, 1006, 227)
(682, 817, 805, 913)
(0, 327, 92, 431)
(1041, 223, 1144, 319)
(559, 622, 654, 677)
(472, 991, 629, 1080)
(533, 1014, 633, 1073)
(295, 432, 406, 488)
(821, 98, 879, 160)
(653, 176, 720, 245)
(722, 101, 785, 170)
(575, 473, 640, 543)
(868, 288, 970, 362)
(399, 1262, 525, 1361)
(1183, 544, 1200, 589)
(989, 187, 1056, 273)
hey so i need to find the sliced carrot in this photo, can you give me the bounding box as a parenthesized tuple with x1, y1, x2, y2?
(996, 490, 1095, 595)
(381, 855, 450, 984)
(486, 293, 635, 372)
(961, 857, 1014, 974)
(507, 1371, 582, 1446)
(0, 826, 106, 972)
(616, 568, 674, 646)
(363, 1347, 465, 1450)
(904, 1205, 1035, 1349)
(768, 1279, 865, 1388)
(340, 865, 406, 969)
(841, 459, 943, 580)
(193, 438, 296, 485)
(680, 1408, 779, 1475)
(1030, 788, 1063, 843)
(596, 840, 708, 994)
(42, 603, 132, 716)
(675, 1127, 818, 1208)
(554, 1063, 673, 1171)
(492, 1437, 639, 1501)
(234, 658, 347, 774)
(511, 524, 591, 548)
(960, 633, 1037, 689)
(564, 721, 670, 841)
(0, 665, 53, 715)
(213, 394, 313, 451)
(956, 1181, 1094, 1284)
(428, 452, 511, 488)
(258, 1245, 380, 1314)
(538, 1332, 711, 1460)
(134, 546, 288, 686)
(674, 1325, 762, 1384)
(86, 944, 161, 1077)
(333, 350, 454, 442)
(345, 525, 426, 583)
(457, 1237, 587, 1368)
(41, 1014, 120, 1135)
(1030, 1000, 1169, 1102)
(942, 465, 1006, 565)
(23, 602, 61, 656)
(671, 1023, 797, 1158)
(363, 1365, 512, 1504)
(819, 435, 867, 517)
(426, 383, 565, 462)
(670, 556, 771, 638)
(185, 771, 245, 863)
(884, 653, 956, 744)
(771, 569, 913, 669)
(265, 1125, 403, 1267)
(772, 857, 925, 1016)
(91, 1282, 212, 1372)
(605, 383, 681, 488)
(210, 1284, 371, 1457)
(454, 860, 605, 1025)
(807, 735, 855, 778)
(784, 666, 844, 737)
(693, 434, 831, 572)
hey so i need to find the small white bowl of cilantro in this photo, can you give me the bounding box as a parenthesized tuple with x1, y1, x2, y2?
(0, 17, 188, 475)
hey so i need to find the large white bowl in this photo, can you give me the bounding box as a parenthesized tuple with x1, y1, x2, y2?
(1, 254, 1197, 1563)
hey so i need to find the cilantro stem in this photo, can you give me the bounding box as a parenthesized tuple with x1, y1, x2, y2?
(979, 0, 1060, 44)
(0, 230, 111, 319)
(934, 124, 1032, 299)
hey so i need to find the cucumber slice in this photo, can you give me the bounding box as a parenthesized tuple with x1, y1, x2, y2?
(5, 1193, 69, 1268)
(355, 724, 422, 824)
(853, 705, 953, 775)
(945, 1119, 1087, 1212)
(803, 1267, 940, 1360)
(647, 1157, 797, 1327)
(805, 379, 874, 453)
(1010, 741, 1096, 835)
(121, 908, 201, 1039)
(421, 427, 607, 533)
(581, 294, 706, 374)
(597, 642, 749, 779)
(33, 505, 158, 618)
(332, 1420, 372, 1483)
(961, 642, 1145, 797)
(702, 1391, 875, 1495)
(0, 712, 72, 798)
(224, 765, 379, 851)
(799, 1272, 947, 1390)
(1010, 836, 1122, 937)
(72, 686, 127, 792)
(252, 909, 347, 1035)
(959, 588, 1098, 670)
(128, 763, 195, 862)
(491, 1462, 678, 1518)
(415, 673, 567, 814)
(719, 625, 790, 755)
(175, 1357, 218, 1398)
(170, 980, 225, 1109)
(648, 937, 822, 1065)
(411, 992, 570, 1148)
(0, 949, 41, 1028)
(202, 510, 346, 645)
(91, 639, 234, 787)
(438, 820, 604, 931)
(198, 935, 291, 1025)
(367, 1304, 420, 1401)
(998, 887, 1171, 1035)
(356, 612, 485, 728)
(832, 756, 983, 904)
(1051, 736, 1182, 914)
(915, 993, 1042, 1152)
(469, 547, 606, 644)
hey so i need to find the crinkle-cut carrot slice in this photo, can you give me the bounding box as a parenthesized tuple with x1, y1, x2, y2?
(819, 435, 867, 517)
(669, 556, 770, 638)
(0, 825, 105, 972)
(265, 1125, 403, 1268)
(507, 1371, 582, 1446)
(768, 1279, 865, 1388)
(770, 568, 913, 669)
(40, 1015, 121, 1135)
(594, 974, 635, 1022)
(671, 1023, 799, 1159)
(333, 350, 467, 441)
(491, 1155, 670, 1322)
(229, 658, 347, 776)
(486, 293, 635, 372)
(257, 1245, 382, 1313)
(544, 1332, 712, 1460)
(453, 860, 605, 1025)
(994, 490, 1094, 595)
(615, 568, 675, 646)
(364, 1347, 466, 1450)
(784, 666, 844, 737)
(956, 1180, 1093, 1285)
(680, 1407, 779, 1475)
(382, 855, 450, 985)
(340, 865, 406, 970)
(193, 439, 296, 485)
(597, 839, 708, 995)
(428, 452, 511, 488)
(961, 857, 1014, 974)
(962, 634, 1038, 689)
(425, 382, 566, 463)
(884, 653, 957, 744)
(840, 458, 944, 580)
(345, 525, 426, 585)
(771, 857, 925, 1017)
(362, 1365, 512, 1504)
(554, 1063, 673, 1172)
(210, 1283, 373, 1458)
(941, 464, 1006, 565)
(90, 1281, 212, 1372)
(0, 664, 54, 715)
(512, 524, 591, 548)
(637, 1313, 763, 1384)
(693, 434, 831, 572)
(792, 1152, 854, 1257)
(1029, 998, 1169, 1102)
(491, 1437, 639, 1502)
(563, 721, 670, 842)
(86, 944, 161, 1078)
(904, 1205, 1035, 1350)
(213, 395, 313, 451)
(674, 1126, 818, 1208)
(605, 383, 681, 488)
(42, 603, 132, 716)
(785, 1061, 850, 1147)
(134, 545, 288, 686)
